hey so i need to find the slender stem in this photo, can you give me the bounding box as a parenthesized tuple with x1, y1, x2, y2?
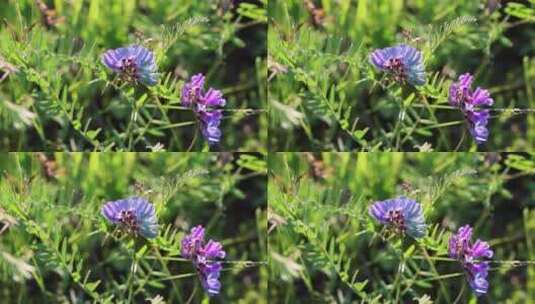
(411, 104, 457, 110)
(145, 256, 267, 266)
(185, 285, 197, 304)
(422, 120, 464, 130)
(187, 126, 198, 152)
(150, 94, 182, 147)
(453, 281, 466, 304)
(393, 253, 404, 302)
(153, 247, 184, 303)
(454, 128, 466, 151)
(419, 94, 449, 148)
(419, 245, 452, 302)
(421, 272, 465, 281)
(126, 248, 137, 303)
(412, 255, 456, 262)
(126, 100, 141, 150)
(156, 273, 197, 281)
(145, 256, 190, 262)
(393, 103, 406, 150)
(154, 121, 196, 130)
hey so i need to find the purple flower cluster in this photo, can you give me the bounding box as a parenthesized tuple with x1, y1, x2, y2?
(369, 196, 427, 238)
(181, 225, 226, 296)
(181, 74, 226, 145)
(101, 45, 159, 86)
(369, 44, 426, 86)
(448, 225, 493, 296)
(101, 197, 159, 239)
(449, 73, 494, 144)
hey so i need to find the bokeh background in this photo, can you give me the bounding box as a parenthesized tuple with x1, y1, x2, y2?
(0, 0, 267, 151)
(0, 152, 267, 303)
(268, 0, 535, 151)
(269, 152, 534, 302)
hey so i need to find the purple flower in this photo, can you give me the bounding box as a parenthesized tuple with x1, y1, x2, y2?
(181, 74, 226, 145)
(181, 74, 205, 107)
(199, 110, 223, 145)
(448, 73, 473, 107)
(199, 240, 226, 260)
(449, 73, 494, 144)
(200, 266, 221, 296)
(101, 197, 159, 239)
(200, 88, 226, 107)
(368, 196, 427, 238)
(181, 225, 226, 296)
(448, 225, 493, 296)
(369, 44, 426, 86)
(101, 45, 158, 86)
(180, 225, 205, 259)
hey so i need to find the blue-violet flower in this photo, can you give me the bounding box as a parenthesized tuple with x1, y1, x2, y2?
(369, 196, 427, 238)
(369, 44, 426, 86)
(448, 225, 493, 296)
(181, 74, 226, 145)
(181, 225, 226, 296)
(101, 45, 158, 86)
(449, 73, 494, 144)
(101, 197, 159, 239)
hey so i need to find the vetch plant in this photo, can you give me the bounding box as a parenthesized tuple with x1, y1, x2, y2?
(268, 1, 534, 151)
(181, 225, 226, 296)
(269, 152, 535, 302)
(0, 2, 266, 151)
(369, 196, 427, 238)
(448, 73, 494, 144)
(369, 44, 426, 86)
(181, 73, 226, 145)
(448, 225, 494, 296)
(101, 196, 159, 239)
(0, 153, 267, 302)
(101, 45, 159, 86)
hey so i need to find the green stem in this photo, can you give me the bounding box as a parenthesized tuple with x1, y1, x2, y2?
(187, 126, 199, 152)
(454, 128, 466, 151)
(126, 248, 137, 303)
(156, 273, 198, 281)
(150, 94, 182, 147)
(393, 253, 405, 302)
(154, 121, 196, 130)
(153, 247, 184, 303)
(419, 245, 452, 302)
(453, 282, 466, 304)
(393, 104, 406, 150)
(185, 285, 197, 304)
(419, 94, 449, 148)
(421, 272, 465, 281)
(125, 100, 141, 150)
(422, 120, 464, 130)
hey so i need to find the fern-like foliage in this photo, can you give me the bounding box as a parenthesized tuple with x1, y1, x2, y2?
(287, 214, 368, 298)
(424, 15, 477, 60)
(420, 168, 476, 207)
(159, 16, 209, 54)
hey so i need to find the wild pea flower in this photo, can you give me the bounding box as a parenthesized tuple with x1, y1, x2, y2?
(101, 45, 158, 86)
(448, 225, 493, 296)
(369, 44, 426, 86)
(449, 73, 494, 144)
(181, 225, 226, 296)
(181, 74, 226, 145)
(368, 196, 427, 238)
(101, 197, 159, 239)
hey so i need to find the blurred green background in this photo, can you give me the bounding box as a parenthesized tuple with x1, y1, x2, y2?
(0, 152, 267, 303)
(268, 0, 535, 151)
(268, 152, 535, 302)
(0, 0, 267, 151)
